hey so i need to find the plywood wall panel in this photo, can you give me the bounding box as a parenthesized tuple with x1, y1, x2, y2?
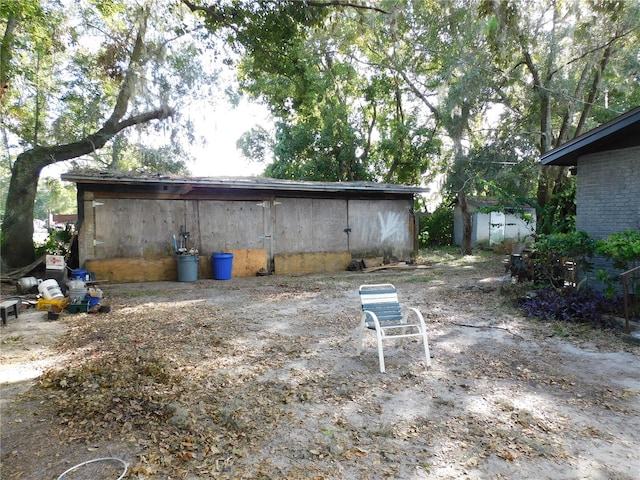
(197, 200, 266, 254)
(274, 251, 351, 275)
(347, 199, 413, 260)
(274, 198, 348, 254)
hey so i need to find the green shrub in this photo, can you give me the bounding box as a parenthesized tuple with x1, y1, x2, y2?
(492, 239, 518, 255)
(595, 229, 640, 271)
(419, 204, 453, 247)
(532, 231, 595, 289)
(595, 229, 640, 297)
(536, 178, 576, 235)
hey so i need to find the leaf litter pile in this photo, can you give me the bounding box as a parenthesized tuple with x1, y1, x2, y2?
(2, 252, 639, 479)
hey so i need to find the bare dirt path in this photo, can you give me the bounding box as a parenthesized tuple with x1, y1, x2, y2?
(1, 251, 639, 479)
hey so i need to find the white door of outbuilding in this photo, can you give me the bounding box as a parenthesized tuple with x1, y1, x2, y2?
(489, 211, 506, 245)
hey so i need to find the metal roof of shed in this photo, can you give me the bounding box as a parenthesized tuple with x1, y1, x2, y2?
(540, 106, 640, 166)
(61, 170, 429, 195)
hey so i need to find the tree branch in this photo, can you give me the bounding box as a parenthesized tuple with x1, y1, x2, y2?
(19, 8, 174, 168)
(27, 107, 174, 164)
(180, 0, 242, 36)
(180, 0, 388, 26)
(295, 1, 388, 14)
(0, 14, 18, 101)
(392, 66, 440, 122)
(575, 42, 613, 136)
(106, 7, 149, 127)
(549, 25, 639, 78)
(361, 101, 376, 166)
(557, 56, 595, 145)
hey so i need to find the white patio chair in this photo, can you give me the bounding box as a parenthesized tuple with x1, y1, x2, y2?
(357, 283, 431, 373)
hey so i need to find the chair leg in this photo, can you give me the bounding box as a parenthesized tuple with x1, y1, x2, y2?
(357, 313, 366, 355)
(376, 329, 386, 373)
(377, 345, 386, 373)
(422, 333, 431, 368)
(408, 307, 431, 369)
(357, 311, 387, 373)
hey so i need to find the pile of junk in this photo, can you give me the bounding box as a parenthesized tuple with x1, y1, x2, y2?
(15, 258, 110, 320)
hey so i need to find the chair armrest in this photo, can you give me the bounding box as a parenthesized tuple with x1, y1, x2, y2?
(362, 309, 383, 330)
(406, 307, 428, 329)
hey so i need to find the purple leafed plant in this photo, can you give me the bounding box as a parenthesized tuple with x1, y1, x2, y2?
(516, 288, 623, 328)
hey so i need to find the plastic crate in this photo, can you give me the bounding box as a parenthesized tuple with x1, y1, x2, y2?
(36, 298, 68, 311)
(67, 300, 89, 314)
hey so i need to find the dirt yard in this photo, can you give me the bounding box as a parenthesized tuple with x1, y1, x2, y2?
(1, 250, 639, 479)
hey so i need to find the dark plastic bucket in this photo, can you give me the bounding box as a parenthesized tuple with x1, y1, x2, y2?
(177, 254, 199, 282)
(212, 253, 233, 280)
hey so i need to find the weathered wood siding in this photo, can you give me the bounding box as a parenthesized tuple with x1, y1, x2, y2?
(86, 197, 268, 260)
(274, 198, 349, 254)
(73, 179, 420, 280)
(347, 199, 414, 260)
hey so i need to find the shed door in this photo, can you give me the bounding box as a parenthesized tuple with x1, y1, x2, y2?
(489, 211, 506, 245)
(272, 198, 348, 254)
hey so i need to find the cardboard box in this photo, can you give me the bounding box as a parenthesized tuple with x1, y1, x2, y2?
(46, 255, 65, 270)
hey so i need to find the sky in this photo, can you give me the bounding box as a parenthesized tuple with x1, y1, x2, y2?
(39, 98, 273, 180)
(187, 99, 273, 177)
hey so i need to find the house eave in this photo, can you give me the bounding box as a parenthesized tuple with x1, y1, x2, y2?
(60, 171, 429, 196)
(540, 106, 640, 166)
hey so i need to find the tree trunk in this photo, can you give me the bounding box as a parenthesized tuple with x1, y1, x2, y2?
(459, 190, 473, 255)
(1, 151, 48, 267)
(1, 104, 172, 268)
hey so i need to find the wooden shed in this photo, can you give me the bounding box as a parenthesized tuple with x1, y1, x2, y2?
(61, 171, 428, 282)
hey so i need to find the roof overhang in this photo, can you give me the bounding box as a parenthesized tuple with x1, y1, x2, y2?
(60, 171, 429, 196)
(540, 106, 640, 166)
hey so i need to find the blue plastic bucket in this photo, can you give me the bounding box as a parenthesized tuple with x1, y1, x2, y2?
(177, 254, 199, 282)
(212, 253, 233, 280)
(71, 268, 88, 280)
